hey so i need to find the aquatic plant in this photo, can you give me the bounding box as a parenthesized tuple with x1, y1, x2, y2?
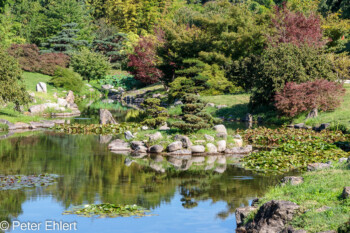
(63, 204, 150, 218)
(241, 140, 349, 172)
(0, 174, 59, 191)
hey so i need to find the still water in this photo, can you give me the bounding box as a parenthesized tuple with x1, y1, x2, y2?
(0, 132, 284, 233)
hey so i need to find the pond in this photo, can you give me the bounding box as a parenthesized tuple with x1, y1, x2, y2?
(0, 132, 288, 233)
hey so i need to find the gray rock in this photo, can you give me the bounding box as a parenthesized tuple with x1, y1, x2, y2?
(66, 91, 75, 104)
(204, 134, 215, 142)
(294, 123, 305, 129)
(342, 187, 350, 199)
(234, 134, 242, 139)
(99, 109, 117, 124)
(167, 141, 183, 152)
(241, 200, 299, 233)
(214, 124, 227, 135)
(149, 145, 164, 153)
(130, 141, 145, 150)
(134, 145, 148, 153)
(108, 139, 130, 151)
(318, 123, 331, 131)
(233, 138, 243, 147)
(307, 163, 331, 171)
(280, 176, 304, 186)
(306, 108, 318, 119)
(141, 126, 149, 130)
(191, 145, 205, 153)
(315, 206, 331, 212)
(8, 122, 30, 130)
(217, 140, 226, 152)
(29, 103, 62, 114)
(194, 140, 206, 144)
(168, 149, 192, 155)
(159, 122, 170, 130)
(206, 103, 215, 107)
(216, 132, 227, 139)
(102, 84, 114, 90)
(235, 206, 257, 227)
(174, 100, 183, 106)
(57, 98, 67, 107)
(226, 145, 253, 154)
(339, 157, 348, 163)
(174, 135, 192, 148)
(36, 82, 47, 93)
(124, 131, 134, 140)
(149, 132, 163, 141)
(206, 143, 218, 153)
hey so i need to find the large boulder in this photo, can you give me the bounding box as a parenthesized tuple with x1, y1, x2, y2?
(36, 82, 47, 93)
(29, 103, 63, 114)
(149, 132, 163, 141)
(66, 90, 75, 104)
(239, 200, 300, 233)
(130, 141, 145, 150)
(214, 124, 227, 135)
(217, 140, 226, 152)
(191, 145, 205, 153)
(57, 98, 67, 107)
(206, 143, 218, 153)
(167, 141, 183, 152)
(99, 109, 117, 125)
(149, 145, 164, 153)
(235, 206, 257, 227)
(108, 139, 130, 151)
(174, 135, 192, 148)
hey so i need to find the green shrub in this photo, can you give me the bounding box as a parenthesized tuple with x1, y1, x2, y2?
(98, 72, 144, 91)
(50, 67, 83, 93)
(141, 98, 168, 128)
(70, 48, 111, 82)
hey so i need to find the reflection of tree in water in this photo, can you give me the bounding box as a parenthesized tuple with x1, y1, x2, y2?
(0, 190, 26, 230)
(0, 132, 288, 222)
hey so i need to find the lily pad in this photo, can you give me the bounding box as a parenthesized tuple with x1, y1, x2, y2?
(0, 174, 59, 191)
(63, 203, 152, 218)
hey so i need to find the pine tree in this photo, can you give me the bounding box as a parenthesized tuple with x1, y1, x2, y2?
(41, 23, 88, 55)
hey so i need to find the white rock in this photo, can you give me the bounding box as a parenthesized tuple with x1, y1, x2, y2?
(233, 139, 243, 147)
(204, 134, 215, 142)
(167, 141, 183, 152)
(57, 98, 67, 107)
(217, 140, 226, 152)
(191, 145, 205, 153)
(214, 124, 227, 135)
(36, 82, 47, 93)
(206, 143, 218, 153)
(149, 132, 163, 141)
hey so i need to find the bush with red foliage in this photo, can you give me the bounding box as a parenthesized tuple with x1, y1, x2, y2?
(274, 80, 345, 117)
(39, 53, 70, 76)
(7, 44, 69, 76)
(128, 36, 163, 84)
(269, 4, 325, 48)
(8, 44, 41, 72)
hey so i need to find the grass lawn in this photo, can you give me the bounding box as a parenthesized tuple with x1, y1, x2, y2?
(259, 164, 350, 232)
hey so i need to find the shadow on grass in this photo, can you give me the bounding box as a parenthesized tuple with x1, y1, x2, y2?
(0, 110, 18, 117)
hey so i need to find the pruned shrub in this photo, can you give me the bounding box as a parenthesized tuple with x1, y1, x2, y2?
(50, 67, 83, 93)
(70, 48, 111, 82)
(7, 44, 69, 76)
(128, 36, 163, 84)
(141, 98, 168, 128)
(274, 80, 345, 117)
(172, 94, 219, 132)
(39, 53, 70, 76)
(7, 44, 41, 72)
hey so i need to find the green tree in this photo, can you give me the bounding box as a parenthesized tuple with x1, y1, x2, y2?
(70, 48, 111, 82)
(0, 48, 30, 109)
(141, 98, 168, 128)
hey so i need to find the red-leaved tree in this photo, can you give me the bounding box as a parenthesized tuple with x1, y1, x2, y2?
(274, 80, 345, 117)
(128, 36, 163, 84)
(269, 4, 325, 48)
(39, 53, 70, 76)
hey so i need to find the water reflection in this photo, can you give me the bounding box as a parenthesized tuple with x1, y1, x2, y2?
(0, 132, 287, 232)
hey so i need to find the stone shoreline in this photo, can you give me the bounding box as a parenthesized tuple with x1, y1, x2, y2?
(0, 119, 69, 131)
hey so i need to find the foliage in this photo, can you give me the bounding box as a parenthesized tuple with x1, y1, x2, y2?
(0, 7, 26, 47)
(0, 49, 30, 109)
(234, 43, 337, 108)
(268, 4, 325, 48)
(93, 32, 128, 69)
(274, 80, 346, 117)
(98, 72, 144, 91)
(41, 23, 89, 55)
(319, 0, 350, 19)
(50, 67, 83, 93)
(128, 36, 163, 84)
(64, 203, 150, 218)
(70, 48, 111, 82)
(172, 94, 218, 132)
(8, 44, 70, 76)
(241, 140, 348, 171)
(141, 98, 168, 128)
